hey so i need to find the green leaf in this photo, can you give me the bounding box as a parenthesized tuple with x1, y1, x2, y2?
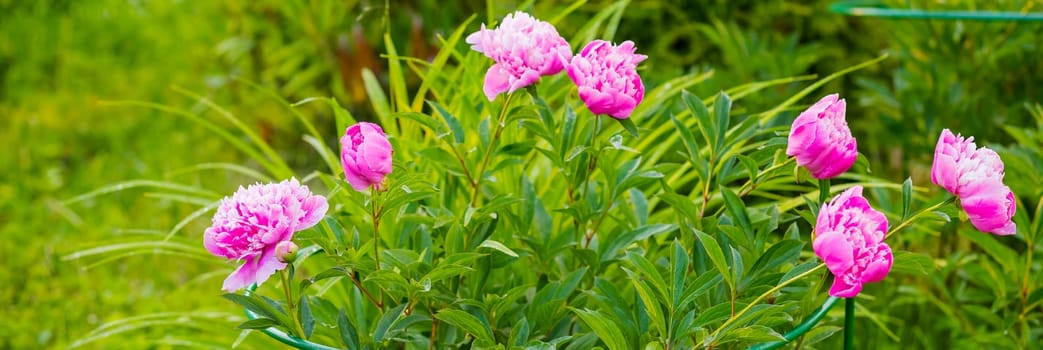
(373, 303, 407, 343)
(682, 90, 714, 147)
(428, 101, 465, 144)
(361, 68, 391, 125)
(802, 325, 842, 346)
(337, 309, 361, 350)
(890, 250, 934, 275)
(720, 186, 753, 236)
(436, 309, 494, 343)
(713, 91, 732, 154)
(617, 117, 639, 138)
(508, 317, 530, 347)
(628, 275, 667, 338)
(659, 193, 701, 225)
(223, 293, 291, 329)
(670, 113, 700, 164)
(396, 111, 447, 138)
(570, 308, 629, 350)
(694, 229, 734, 290)
(624, 252, 669, 302)
(600, 224, 676, 262)
(383, 33, 409, 113)
(678, 273, 723, 309)
(561, 103, 578, 158)
(327, 97, 357, 136)
(499, 140, 537, 156)
(478, 117, 491, 149)
(478, 239, 519, 258)
(298, 295, 314, 339)
(901, 177, 913, 219)
(379, 190, 435, 220)
(960, 229, 1018, 273)
(747, 239, 804, 279)
(736, 154, 760, 183)
(719, 325, 784, 343)
(670, 240, 690, 307)
(237, 318, 278, 330)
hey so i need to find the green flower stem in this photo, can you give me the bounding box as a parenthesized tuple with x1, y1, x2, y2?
(748, 296, 841, 350)
(708, 263, 826, 343)
(371, 189, 384, 271)
(885, 195, 957, 240)
(280, 268, 307, 339)
(348, 269, 383, 309)
(582, 115, 606, 248)
(471, 92, 516, 207)
(844, 297, 855, 350)
(818, 178, 831, 204)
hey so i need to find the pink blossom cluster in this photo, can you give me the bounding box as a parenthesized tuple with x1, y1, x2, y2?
(788, 95, 1019, 298)
(468, 11, 645, 119)
(466, 12, 571, 101)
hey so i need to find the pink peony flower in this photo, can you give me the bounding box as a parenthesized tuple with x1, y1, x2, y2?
(812, 186, 893, 298)
(341, 122, 393, 192)
(785, 94, 858, 179)
(931, 129, 1016, 235)
(466, 11, 571, 101)
(566, 40, 647, 119)
(204, 179, 328, 292)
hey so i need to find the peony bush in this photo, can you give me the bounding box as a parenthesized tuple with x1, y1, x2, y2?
(77, 9, 1030, 349)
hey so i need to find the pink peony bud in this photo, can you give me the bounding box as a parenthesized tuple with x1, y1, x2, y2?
(203, 179, 328, 292)
(274, 241, 299, 263)
(466, 11, 571, 101)
(931, 129, 1016, 235)
(812, 186, 893, 298)
(341, 122, 393, 192)
(785, 94, 858, 179)
(566, 40, 647, 119)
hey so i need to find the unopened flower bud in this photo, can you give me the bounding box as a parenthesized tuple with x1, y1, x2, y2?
(275, 241, 299, 263)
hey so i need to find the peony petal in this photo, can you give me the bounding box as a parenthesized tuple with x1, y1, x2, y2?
(357, 129, 393, 182)
(297, 195, 329, 229)
(509, 69, 542, 94)
(221, 245, 287, 292)
(483, 64, 512, 101)
(829, 277, 862, 298)
(813, 231, 855, 275)
(962, 181, 1017, 235)
(862, 244, 893, 283)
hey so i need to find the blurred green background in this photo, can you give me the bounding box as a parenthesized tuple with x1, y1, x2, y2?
(2, 0, 1041, 348)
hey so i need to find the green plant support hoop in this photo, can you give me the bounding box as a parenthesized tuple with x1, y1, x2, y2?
(748, 296, 842, 350)
(243, 284, 337, 350)
(830, 1, 1043, 21)
(242, 246, 335, 350)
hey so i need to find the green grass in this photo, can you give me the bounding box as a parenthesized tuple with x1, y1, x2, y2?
(0, 1, 275, 348)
